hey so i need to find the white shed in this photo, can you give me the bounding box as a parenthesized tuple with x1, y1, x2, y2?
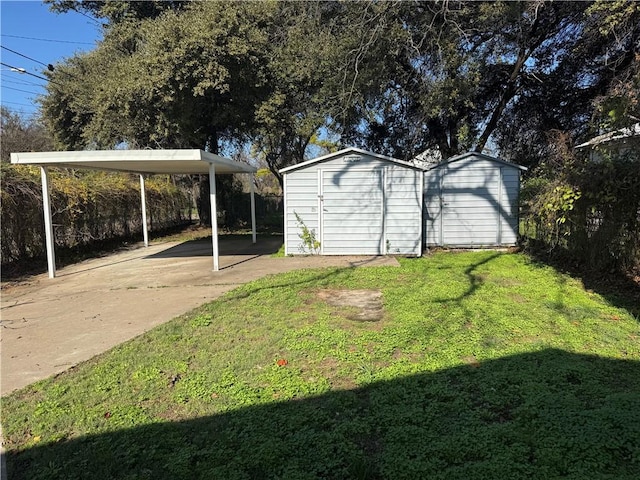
(281, 148, 424, 256)
(424, 152, 527, 247)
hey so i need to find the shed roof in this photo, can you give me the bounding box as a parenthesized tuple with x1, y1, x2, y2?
(10, 149, 256, 174)
(425, 151, 528, 171)
(279, 147, 425, 174)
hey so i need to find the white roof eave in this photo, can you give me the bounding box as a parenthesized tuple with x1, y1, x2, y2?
(279, 147, 426, 174)
(575, 123, 640, 149)
(425, 151, 528, 172)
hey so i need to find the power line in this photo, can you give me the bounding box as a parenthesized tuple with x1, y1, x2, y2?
(0, 62, 61, 86)
(1, 46, 80, 81)
(1, 77, 47, 88)
(1, 100, 38, 108)
(69, 5, 106, 27)
(2, 85, 42, 95)
(1, 45, 53, 70)
(0, 34, 96, 46)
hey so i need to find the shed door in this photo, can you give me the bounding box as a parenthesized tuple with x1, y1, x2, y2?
(321, 169, 383, 255)
(440, 166, 501, 246)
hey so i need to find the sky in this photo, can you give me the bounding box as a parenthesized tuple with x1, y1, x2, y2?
(1, 0, 102, 120)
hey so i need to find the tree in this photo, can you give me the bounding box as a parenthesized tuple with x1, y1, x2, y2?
(587, 1, 640, 129)
(0, 107, 53, 162)
(43, 0, 638, 180)
(494, 1, 639, 166)
(251, 1, 345, 187)
(42, 1, 275, 152)
(45, 0, 188, 23)
(42, 1, 278, 224)
(332, 1, 603, 162)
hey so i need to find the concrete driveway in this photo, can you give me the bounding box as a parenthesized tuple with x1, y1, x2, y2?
(0, 236, 398, 395)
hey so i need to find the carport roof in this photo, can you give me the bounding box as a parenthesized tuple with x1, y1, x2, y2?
(9, 148, 258, 279)
(10, 149, 256, 174)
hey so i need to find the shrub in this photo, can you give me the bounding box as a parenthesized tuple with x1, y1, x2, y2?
(520, 134, 640, 274)
(0, 165, 189, 267)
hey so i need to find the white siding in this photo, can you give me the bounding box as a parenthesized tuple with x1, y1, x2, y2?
(424, 154, 521, 247)
(424, 169, 443, 245)
(285, 170, 319, 254)
(283, 151, 422, 256)
(384, 166, 422, 255)
(498, 168, 520, 245)
(322, 168, 383, 254)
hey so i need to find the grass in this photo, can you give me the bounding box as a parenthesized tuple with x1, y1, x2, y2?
(3, 251, 640, 479)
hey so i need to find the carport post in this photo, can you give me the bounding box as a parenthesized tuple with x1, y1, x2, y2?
(208, 162, 220, 271)
(40, 166, 56, 278)
(250, 173, 256, 243)
(139, 174, 149, 247)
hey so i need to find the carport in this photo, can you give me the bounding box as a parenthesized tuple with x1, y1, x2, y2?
(10, 149, 257, 278)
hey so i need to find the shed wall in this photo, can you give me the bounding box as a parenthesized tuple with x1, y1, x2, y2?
(424, 156, 521, 247)
(384, 166, 423, 255)
(284, 152, 422, 255)
(284, 170, 319, 254)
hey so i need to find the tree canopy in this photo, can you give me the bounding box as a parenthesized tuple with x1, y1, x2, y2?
(41, 0, 639, 176)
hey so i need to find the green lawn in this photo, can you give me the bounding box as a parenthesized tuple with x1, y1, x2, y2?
(3, 251, 639, 479)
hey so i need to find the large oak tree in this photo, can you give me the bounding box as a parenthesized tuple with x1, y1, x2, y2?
(42, 0, 639, 174)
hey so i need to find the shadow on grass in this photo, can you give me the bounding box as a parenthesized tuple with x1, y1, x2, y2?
(7, 349, 640, 480)
(210, 253, 388, 306)
(525, 244, 640, 320)
(432, 252, 503, 303)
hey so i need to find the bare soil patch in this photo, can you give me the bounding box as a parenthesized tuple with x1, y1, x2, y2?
(316, 289, 384, 322)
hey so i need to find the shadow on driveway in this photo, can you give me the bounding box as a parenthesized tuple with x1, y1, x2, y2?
(146, 234, 283, 259)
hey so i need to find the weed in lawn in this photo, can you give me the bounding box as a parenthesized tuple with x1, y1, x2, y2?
(189, 314, 212, 328)
(3, 252, 640, 479)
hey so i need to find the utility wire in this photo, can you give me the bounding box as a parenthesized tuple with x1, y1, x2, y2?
(0, 34, 95, 45)
(2, 48, 80, 81)
(1, 100, 38, 108)
(69, 5, 106, 27)
(1, 45, 53, 70)
(2, 85, 42, 95)
(2, 77, 47, 87)
(0, 62, 62, 86)
(1, 45, 80, 80)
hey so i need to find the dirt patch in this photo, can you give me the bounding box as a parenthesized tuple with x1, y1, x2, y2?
(461, 355, 481, 368)
(493, 276, 524, 288)
(316, 289, 384, 322)
(508, 293, 528, 303)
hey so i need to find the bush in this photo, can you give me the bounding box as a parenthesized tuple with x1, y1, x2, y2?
(520, 136, 640, 274)
(0, 165, 189, 267)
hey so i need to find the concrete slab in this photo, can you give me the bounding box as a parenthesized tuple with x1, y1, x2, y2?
(0, 236, 398, 396)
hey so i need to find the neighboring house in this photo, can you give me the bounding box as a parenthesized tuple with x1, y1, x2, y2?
(412, 148, 442, 169)
(575, 123, 640, 161)
(280, 147, 526, 256)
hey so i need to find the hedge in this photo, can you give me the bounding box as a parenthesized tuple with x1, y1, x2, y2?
(1, 164, 189, 267)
